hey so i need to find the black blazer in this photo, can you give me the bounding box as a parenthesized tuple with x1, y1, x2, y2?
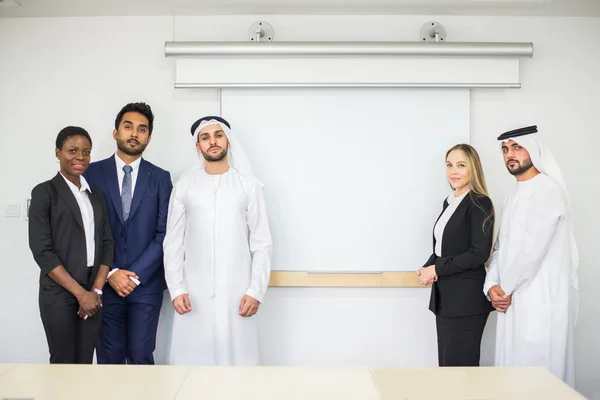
(423, 193, 495, 317)
(29, 173, 114, 305)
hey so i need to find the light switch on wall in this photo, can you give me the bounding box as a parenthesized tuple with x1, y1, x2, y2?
(5, 201, 20, 217)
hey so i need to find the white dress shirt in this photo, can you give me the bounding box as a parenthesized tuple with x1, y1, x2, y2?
(433, 190, 470, 257)
(114, 153, 142, 197)
(108, 153, 142, 285)
(60, 172, 95, 267)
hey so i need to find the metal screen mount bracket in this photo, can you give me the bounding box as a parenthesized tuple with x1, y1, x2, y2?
(249, 21, 274, 42)
(421, 21, 446, 42)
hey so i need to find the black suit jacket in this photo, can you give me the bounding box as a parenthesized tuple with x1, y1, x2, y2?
(423, 193, 495, 317)
(29, 173, 114, 305)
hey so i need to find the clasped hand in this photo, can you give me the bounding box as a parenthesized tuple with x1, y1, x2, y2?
(416, 265, 438, 286)
(77, 290, 102, 320)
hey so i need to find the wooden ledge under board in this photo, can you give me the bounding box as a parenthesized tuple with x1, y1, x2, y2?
(268, 271, 427, 288)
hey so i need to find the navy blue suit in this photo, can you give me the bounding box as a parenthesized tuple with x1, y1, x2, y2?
(84, 155, 172, 364)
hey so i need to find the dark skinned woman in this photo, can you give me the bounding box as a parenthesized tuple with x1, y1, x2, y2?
(28, 126, 114, 363)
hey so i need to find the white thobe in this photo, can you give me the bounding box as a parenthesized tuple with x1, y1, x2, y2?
(484, 173, 576, 386)
(163, 167, 273, 366)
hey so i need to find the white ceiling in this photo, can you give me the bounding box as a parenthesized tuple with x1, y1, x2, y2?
(1, 0, 599, 17)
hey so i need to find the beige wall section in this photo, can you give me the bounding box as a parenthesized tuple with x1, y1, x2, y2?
(268, 272, 425, 287)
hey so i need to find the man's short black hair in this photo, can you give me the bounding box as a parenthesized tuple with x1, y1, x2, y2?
(115, 102, 154, 134)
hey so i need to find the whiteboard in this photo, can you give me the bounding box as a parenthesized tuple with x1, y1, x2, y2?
(221, 88, 469, 272)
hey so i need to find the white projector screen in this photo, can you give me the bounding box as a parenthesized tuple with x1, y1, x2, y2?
(221, 88, 469, 272)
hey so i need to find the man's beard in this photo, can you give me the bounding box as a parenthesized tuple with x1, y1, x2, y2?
(507, 158, 534, 176)
(117, 138, 147, 156)
(202, 146, 228, 162)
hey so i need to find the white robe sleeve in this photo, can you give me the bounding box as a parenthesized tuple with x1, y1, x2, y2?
(244, 183, 273, 304)
(163, 180, 188, 301)
(501, 188, 566, 295)
(483, 234, 501, 300)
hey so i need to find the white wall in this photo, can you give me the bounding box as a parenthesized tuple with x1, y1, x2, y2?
(0, 14, 598, 399)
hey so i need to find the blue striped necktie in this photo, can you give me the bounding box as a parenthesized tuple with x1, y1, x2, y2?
(122, 165, 133, 220)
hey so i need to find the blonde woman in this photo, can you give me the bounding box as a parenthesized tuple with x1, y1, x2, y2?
(417, 144, 495, 367)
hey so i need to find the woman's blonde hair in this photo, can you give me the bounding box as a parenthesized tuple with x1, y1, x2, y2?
(446, 144, 494, 230)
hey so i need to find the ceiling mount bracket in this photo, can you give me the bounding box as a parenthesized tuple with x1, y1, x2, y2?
(421, 21, 446, 42)
(248, 21, 274, 42)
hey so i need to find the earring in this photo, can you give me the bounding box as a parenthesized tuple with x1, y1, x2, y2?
(56, 158, 60, 163)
